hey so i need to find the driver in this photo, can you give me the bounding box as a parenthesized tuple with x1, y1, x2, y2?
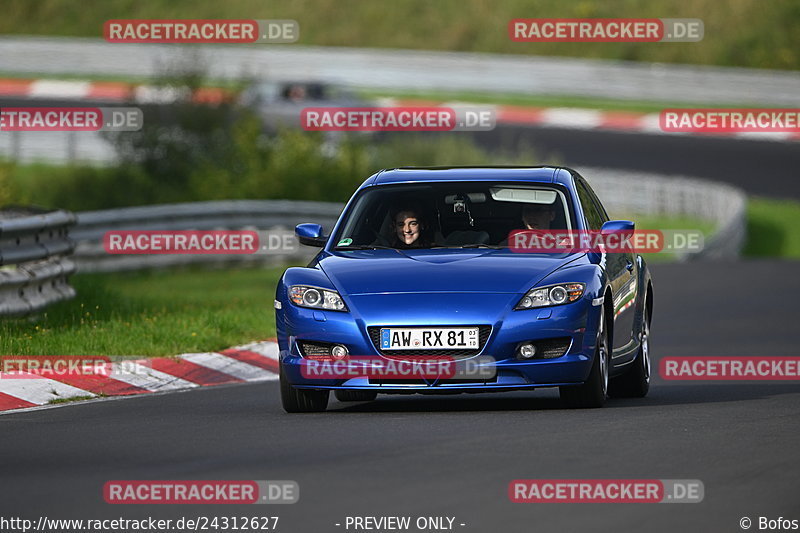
(500, 203, 558, 246)
(391, 207, 433, 249)
(521, 203, 556, 230)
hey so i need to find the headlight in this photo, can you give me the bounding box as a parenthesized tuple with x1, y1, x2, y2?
(289, 285, 347, 311)
(515, 283, 585, 310)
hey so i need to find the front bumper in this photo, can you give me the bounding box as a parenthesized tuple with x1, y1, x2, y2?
(277, 292, 601, 393)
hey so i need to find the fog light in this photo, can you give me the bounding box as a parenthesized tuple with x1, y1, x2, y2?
(331, 344, 349, 360)
(518, 343, 536, 359)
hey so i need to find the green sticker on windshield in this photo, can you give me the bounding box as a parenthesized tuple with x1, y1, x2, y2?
(337, 238, 353, 246)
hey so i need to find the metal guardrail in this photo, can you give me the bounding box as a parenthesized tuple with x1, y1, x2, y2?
(585, 168, 748, 261)
(72, 200, 342, 272)
(70, 171, 747, 272)
(0, 208, 77, 316)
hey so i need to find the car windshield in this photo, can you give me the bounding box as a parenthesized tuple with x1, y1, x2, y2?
(244, 82, 355, 103)
(332, 182, 574, 250)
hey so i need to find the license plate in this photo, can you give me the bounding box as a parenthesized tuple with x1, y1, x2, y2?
(379, 327, 480, 350)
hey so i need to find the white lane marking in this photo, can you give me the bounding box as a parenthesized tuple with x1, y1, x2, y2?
(29, 80, 91, 99)
(107, 362, 198, 392)
(735, 131, 793, 141)
(0, 373, 94, 405)
(181, 352, 279, 381)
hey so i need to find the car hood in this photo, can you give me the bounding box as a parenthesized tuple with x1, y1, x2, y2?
(318, 249, 581, 295)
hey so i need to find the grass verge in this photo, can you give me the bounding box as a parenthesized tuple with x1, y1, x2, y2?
(620, 213, 716, 263)
(0, 266, 291, 356)
(744, 198, 800, 258)
(631, 198, 800, 261)
(48, 394, 99, 405)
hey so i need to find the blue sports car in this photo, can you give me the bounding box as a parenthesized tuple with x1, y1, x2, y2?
(276, 166, 653, 412)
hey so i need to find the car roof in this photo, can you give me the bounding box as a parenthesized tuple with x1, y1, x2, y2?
(363, 166, 574, 188)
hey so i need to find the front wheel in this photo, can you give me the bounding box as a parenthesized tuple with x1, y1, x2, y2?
(609, 308, 651, 398)
(560, 310, 609, 408)
(280, 368, 329, 413)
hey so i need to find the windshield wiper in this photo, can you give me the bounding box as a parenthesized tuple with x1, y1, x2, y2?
(458, 243, 502, 249)
(334, 244, 395, 250)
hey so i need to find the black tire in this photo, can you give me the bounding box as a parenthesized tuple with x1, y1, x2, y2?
(280, 368, 329, 413)
(560, 309, 609, 408)
(609, 308, 651, 398)
(334, 390, 379, 402)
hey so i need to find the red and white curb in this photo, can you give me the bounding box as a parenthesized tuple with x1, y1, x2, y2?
(0, 78, 231, 104)
(1, 78, 796, 142)
(382, 98, 800, 143)
(0, 340, 279, 413)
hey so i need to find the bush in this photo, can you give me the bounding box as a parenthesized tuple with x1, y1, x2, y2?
(4, 129, 532, 211)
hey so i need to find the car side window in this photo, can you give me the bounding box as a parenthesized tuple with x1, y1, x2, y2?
(583, 180, 610, 225)
(575, 178, 605, 230)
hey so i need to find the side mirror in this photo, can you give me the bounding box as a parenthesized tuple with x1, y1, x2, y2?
(295, 223, 327, 247)
(600, 220, 635, 234)
(588, 220, 636, 263)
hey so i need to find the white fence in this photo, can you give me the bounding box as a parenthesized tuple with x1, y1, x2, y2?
(585, 167, 747, 260)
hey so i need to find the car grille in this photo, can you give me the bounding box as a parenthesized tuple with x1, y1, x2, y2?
(367, 325, 492, 357)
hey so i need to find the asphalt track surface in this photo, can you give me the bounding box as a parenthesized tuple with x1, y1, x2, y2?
(1, 259, 799, 532)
